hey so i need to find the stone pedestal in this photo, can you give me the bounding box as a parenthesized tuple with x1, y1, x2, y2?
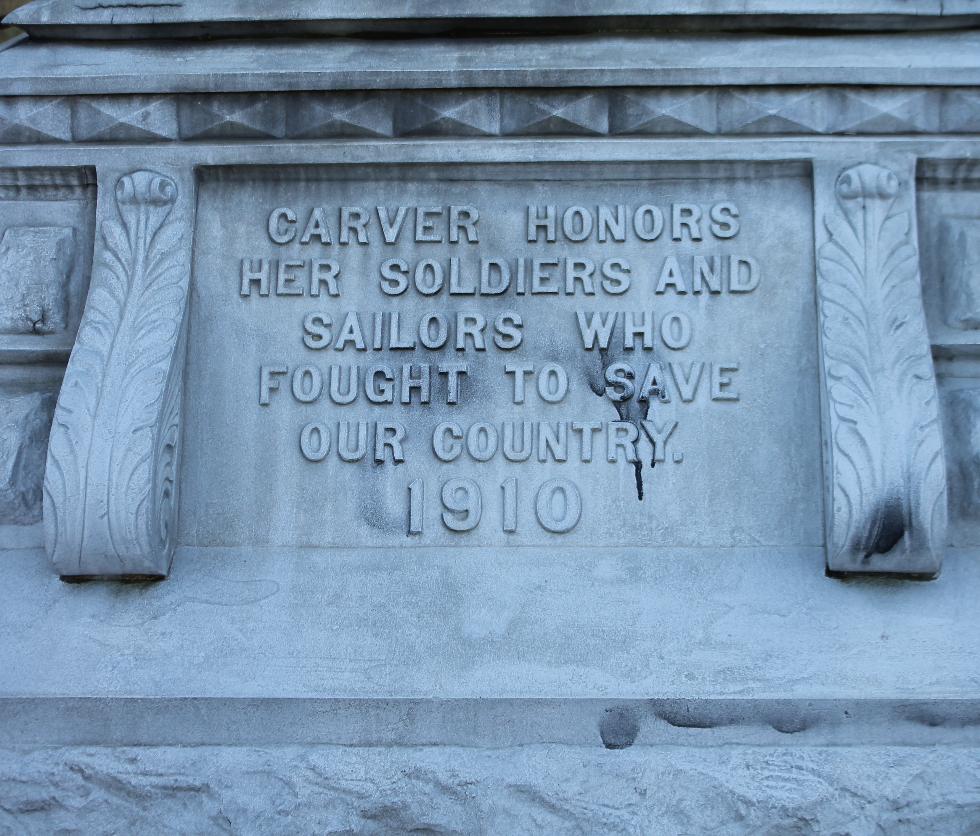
(1, 2, 978, 830)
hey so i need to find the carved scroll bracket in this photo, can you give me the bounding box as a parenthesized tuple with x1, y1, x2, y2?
(814, 157, 947, 578)
(44, 167, 196, 579)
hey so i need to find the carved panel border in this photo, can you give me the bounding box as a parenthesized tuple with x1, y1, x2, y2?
(815, 159, 947, 577)
(43, 168, 195, 578)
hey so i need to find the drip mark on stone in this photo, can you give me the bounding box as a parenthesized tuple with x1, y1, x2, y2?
(863, 496, 906, 560)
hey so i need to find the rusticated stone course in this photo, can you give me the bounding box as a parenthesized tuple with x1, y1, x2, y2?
(2, 745, 980, 835)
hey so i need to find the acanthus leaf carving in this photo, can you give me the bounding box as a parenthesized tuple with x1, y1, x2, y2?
(816, 162, 946, 577)
(44, 170, 190, 578)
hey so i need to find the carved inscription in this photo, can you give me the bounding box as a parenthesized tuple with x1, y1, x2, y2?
(250, 201, 752, 532)
(183, 166, 820, 548)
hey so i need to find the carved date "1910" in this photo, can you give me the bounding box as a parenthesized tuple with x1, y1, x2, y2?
(407, 477, 582, 536)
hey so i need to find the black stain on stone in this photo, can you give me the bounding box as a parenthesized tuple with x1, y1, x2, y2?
(768, 713, 811, 735)
(60, 574, 164, 585)
(600, 706, 640, 749)
(655, 705, 722, 729)
(586, 340, 671, 503)
(900, 705, 980, 729)
(863, 496, 906, 559)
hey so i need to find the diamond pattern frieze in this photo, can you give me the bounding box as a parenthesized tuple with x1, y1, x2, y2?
(941, 88, 980, 133)
(717, 89, 828, 134)
(501, 91, 609, 136)
(73, 96, 178, 142)
(0, 88, 968, 144)
(610, 89, 718, 135)
(393, 92, 499, 136)
(287, 92, 394, 139)
(831, 89, 939, 134)
(178, 94, 286, 140)
(0, 97, 72, 144)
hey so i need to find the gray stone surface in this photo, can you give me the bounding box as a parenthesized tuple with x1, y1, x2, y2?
(0, 389, 54, 524)
(6, 87, 980, 145)
(5, 33, 980, 96)
(942, 216, 980, 329)
(815, 159, 945, 576)
(43, 167, 192, 578)
(0, 225, 73, 334)
(946, 387, 980, 523)
(10, 0, 980, 39)
(0, 167, 95, 369)
(3, 696, 980, 748)
(1, 546, 977, 699)
(1, 744, 979, 834)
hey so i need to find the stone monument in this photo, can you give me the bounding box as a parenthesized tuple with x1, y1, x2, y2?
(0, 1, 978, 830)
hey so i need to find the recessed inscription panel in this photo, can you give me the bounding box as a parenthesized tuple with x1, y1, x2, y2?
(181, 162, 821, 548)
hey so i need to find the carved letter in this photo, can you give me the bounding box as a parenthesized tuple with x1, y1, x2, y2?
(816, 162, 946, 577)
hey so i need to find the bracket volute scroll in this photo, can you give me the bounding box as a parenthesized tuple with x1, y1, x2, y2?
(44, 168, 196, 580)
(814, 158, 947, 578)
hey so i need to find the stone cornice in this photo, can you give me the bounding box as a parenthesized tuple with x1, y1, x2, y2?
(3, 34, 980, 96)
(8, 0, 980, 39)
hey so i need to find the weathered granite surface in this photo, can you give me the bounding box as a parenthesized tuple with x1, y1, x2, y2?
(0, 390, 54, 524)
(2, 745, 980, 835)
(0, 225, 74, 335)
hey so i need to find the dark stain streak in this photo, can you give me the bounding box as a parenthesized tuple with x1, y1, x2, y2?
(768, 716, 811, 735)
(586, 336, 668, 502)
(654, 703, 816, 734)
(613, 397, 648, 502)
(76, 2, 183, 9)
(656, 711, 718, 730)
(600, 706, 640, 749)
(863, 496, 906, 560)
(60, 574, 164, 585)
(900, 706, 980, 729)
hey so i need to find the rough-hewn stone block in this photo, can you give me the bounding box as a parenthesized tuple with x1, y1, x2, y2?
(0, 390, 55, 525)
(0, 225, 74, 335)
(941, 216, 980, 329)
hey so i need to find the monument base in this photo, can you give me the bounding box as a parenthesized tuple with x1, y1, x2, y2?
(2, 1, 980, 829)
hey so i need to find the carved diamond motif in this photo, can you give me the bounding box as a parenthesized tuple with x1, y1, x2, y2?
(501, 92, 608, 135)
(832, 90, 938, 134)
(0, 97, 72, 144)
(941, 89, 980, 132)
(73, 96, 178, 142)
(610, 90, 717, 135)
(287, 93, 394, 138)
(178, 94, 286, 140)
(394, 92, 499, 136)
(718, 89, 826, 134)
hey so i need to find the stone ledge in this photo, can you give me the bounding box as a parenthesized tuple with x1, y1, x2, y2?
(8, 0, 980, 40)
(1, 697, 979, 748)
(4, 34, 980, 95)
(2, 546, 978, 700)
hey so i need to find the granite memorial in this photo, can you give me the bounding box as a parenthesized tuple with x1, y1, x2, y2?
(0, 1, 979, 831)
